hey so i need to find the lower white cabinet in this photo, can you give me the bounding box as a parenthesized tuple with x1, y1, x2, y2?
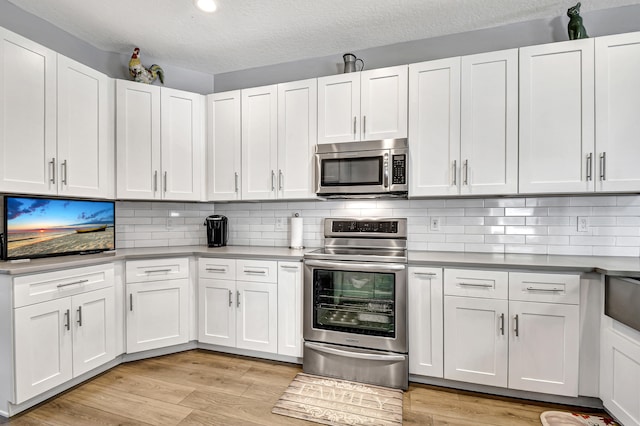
(236, 280, 277, 353)
(408, 267, 444, 377)
(125, 258, 190, 353)
(277, 261, 303, 357)
(442, 269, 580, 396)
(13, 265, 115, 404)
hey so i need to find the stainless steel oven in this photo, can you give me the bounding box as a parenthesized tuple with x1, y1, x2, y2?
(314, 138, 408, 198)
(303, 218, 408, 389)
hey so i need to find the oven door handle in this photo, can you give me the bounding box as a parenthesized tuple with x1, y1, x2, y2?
(304, 259, 406, 272)
(305, 342, 406, 362)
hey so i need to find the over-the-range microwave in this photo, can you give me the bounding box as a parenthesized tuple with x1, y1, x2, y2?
(314, 138, 408, 198)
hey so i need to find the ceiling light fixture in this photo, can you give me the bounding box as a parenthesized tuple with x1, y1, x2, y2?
(195, 0, 217, 13)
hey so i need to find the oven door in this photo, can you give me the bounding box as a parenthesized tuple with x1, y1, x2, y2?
(315, 150, 388, 195)
(303, 259, 407, 353)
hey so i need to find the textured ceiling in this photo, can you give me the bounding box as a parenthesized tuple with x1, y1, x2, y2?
(7, 0, 640, 74)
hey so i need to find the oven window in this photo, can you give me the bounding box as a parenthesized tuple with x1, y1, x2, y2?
(321, 156, 383, 186)
(312, 269, 395, 338)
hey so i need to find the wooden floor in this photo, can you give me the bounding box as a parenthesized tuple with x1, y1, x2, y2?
(3, 349, 607, 425)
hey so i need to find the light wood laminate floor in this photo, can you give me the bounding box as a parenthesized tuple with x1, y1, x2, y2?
(3, 350, 607, 425)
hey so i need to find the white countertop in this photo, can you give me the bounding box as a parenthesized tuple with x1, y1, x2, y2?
(1, 245, 639, 276)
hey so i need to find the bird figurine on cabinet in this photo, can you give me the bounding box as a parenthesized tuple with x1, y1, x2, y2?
(128, 47, 164, 84)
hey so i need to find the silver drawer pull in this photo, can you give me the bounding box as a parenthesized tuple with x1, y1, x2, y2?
(228, 290, 233, 307)
(57, 279, 89, 288)
(414, 272, 437, 277)
(458, 282, 493, 288)
(206, 267, 227, 272)
(280, 265, 299, 270)
(243, 269, 267, 275)
(526, 287, 563, 292)
(144, 269, 172, 274)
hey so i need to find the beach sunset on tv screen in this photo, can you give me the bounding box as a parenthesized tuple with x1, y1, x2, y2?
(5, 197, 115, 259)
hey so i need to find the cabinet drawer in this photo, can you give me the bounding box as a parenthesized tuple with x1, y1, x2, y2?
(509, 272, 580, 304)
(126, 258, 189, 283)
(444, 269, 508, 299)
(199, 258, 236, 279)
(236, 259, 277, 283)
(14, 263, 114, 308)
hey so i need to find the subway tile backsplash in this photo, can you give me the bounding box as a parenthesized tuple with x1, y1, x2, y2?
(116, 195, 640, 257)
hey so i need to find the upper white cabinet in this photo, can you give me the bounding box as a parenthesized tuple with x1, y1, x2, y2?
(409, 50, 518, 197)
(595, 31, 640, 192)
(0, 28, 113, 198)
(117, 80, 203, 201)
(318, 65, 407, 144)
(519, 39, 595, 194)
(207, 90, 242, 201)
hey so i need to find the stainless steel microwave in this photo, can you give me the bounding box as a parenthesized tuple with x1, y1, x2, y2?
(314, 138, 408, 198)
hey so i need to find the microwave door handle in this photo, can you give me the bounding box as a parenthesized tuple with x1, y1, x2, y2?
(383, 154, 389, 188)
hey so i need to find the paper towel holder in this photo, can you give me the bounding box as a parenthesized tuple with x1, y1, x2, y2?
(289, 213, 305, 249)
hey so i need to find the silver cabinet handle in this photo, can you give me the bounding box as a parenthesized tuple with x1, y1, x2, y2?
(50, 158, 56, 184)
(305, 342, 406, 362)
(57, 279, 89, 288)
(144, 268, 172, 274)
(77, 306, 82, 326)
(514, 314, 519, 337)
(363, 115, 366, 135)
(279, 169, 284, 191)
(458, 282, 493, 288)
(452, 160, 457, 186)
(525, 286, 563, 292)
(243, 269, 267, 275)
(206, 267, 227, 272)
(414, 272, 437, 277)
(234, 172, 239, 193)
(586, 153, 593, 181)
(64, 309, 70, 331)
(271, 170, 275, 191)
(280, 265, 300, 270)
(500, 313, 504, 335)
(353, 116, 357, 136)
(463, 159, 469, 185)
(129, 294, 133, 312)
(61, 160, 68, 185)
(228, 289, 233, 307)
(236, 291, 240, 308)
(153, 170, 158, 192)
(164, 171, 168, 193)
(600, 152, 606, 181)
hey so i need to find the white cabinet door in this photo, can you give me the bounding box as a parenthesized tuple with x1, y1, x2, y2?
(360, 65, 408, 141)
(508, 300, 579, 396)
(277, 79, 317, 199)
(317, 73, 360, 144)
(116, 80, 161, 199)
(126, 279, 189, 353)
(14, 298, 73, 403)
(409, 58, 461, 196)
(241, 85, 278, 200)
(198, 278, 236, 347)
(595, 32, 640, 192)
(519, 39, 595, 194)
(0, 27, 57, 195)
(161, 87, 203, 201)
(460, 49, 518, 195)
(444, 295, 508, 387)
(72, 287, 116, 377)
(206, 91, 241, 201)
(408, 267, 444, 377)
(277, 262, 303, 357)
(236, 280, 277, 353)
(57, 55, 114, 199)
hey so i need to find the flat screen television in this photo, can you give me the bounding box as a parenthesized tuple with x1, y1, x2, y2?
(2, 196, 115, 260)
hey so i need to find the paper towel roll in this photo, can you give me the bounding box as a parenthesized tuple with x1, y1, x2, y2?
(290, 216, 304, 249)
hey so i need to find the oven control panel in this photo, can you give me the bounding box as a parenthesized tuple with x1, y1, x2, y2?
(331, 220, 398, 234)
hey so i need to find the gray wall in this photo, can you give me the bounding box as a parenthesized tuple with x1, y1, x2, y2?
(0, 0, 214, 94)
(213, 4, 640, 92)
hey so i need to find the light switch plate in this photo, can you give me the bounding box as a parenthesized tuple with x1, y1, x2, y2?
(577, 216, 588, 232)
(430, 217, 441, 232)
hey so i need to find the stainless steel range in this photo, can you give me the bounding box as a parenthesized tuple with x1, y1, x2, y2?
(303, 217, 408, 389)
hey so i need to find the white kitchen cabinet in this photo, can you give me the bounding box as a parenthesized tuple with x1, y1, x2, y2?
(125, 258, 190, 353)
(57, 55, 114, 198)
(277, 79, 317, 199)
(117, 80, 203, 201)
(241, 84, 278, 200)
(277, 261, 303, 357)
(408, 267, 444, 378)
(198, 277, 236, 346)
(318, 65, 407, 144)
(519, 39, 595, 194)
(236, 280, 278, 353)
(595, 31, 640, 192)
(13, 264, 115, 404)
(206, 90, 241, 200)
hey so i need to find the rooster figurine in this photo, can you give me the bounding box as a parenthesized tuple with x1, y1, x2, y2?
(128, 47, 164, 84)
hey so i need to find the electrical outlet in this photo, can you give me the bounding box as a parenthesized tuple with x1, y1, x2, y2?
(577, 216, 588, 232)
(166, 218, 175, 230)
(275, 217, 286, 231)
(430, 217, 441, 232)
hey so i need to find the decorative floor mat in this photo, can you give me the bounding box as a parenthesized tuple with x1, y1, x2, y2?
(540, 410, 619, 426)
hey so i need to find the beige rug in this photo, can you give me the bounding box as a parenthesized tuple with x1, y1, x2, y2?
(272, 373, 403, 426)
(540, 411, 619, 426)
